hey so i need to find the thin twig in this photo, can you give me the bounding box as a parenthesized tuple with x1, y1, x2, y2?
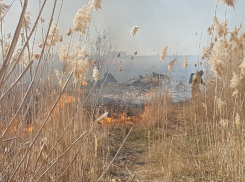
(1, 137, 18, 142)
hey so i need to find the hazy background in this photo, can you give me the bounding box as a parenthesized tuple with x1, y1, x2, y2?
(5, 0, 245, 55)
(3, 0, 245, 101)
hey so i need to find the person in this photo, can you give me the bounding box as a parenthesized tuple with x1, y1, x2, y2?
(191, 70, 205, 98)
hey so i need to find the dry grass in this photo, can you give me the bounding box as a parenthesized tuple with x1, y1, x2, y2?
(0, 86, 111, 181)
(142, 31, 245, 179)
(0, 1, 114, 181)
(137, 95, 216, 181)
(1, 0, 245, 181)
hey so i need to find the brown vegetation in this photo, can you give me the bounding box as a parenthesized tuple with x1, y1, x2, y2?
(1, 0, 244, 181)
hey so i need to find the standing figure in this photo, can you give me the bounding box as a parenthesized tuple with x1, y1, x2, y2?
(191, 70, 205, 98)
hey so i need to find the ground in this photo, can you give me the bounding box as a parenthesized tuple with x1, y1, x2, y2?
(108, 124, 148, 181)
(105, 101, 215, 182)
(106, 102, 183, 182)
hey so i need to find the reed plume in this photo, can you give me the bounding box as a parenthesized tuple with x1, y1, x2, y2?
(92, 67, 99, 82)
(239, 57, 245, 77)
(66, 27, 72, 36)
(209, 39, 226, 78)
(158, 46, 168, 60)
(214, 16, 228, 37)
(72, 58, 90, 84)
(73, 5, 92, 34)
(22, 11, 31, 31)
(59, 43, 70, 62)
(89, 0, 103, 11)
(46, 22, 60, 46)
(207, 25, 214, 35)
(168, 58, 176, 72)
(0, 0, 9, 21)
(183, 57, 188, 68)
(130, 26, 139, 36)
(235, 113, 241, 127)
(217, 98, 225, 109)
(217, 0, 236, 8)
(230, 72, 240, 89)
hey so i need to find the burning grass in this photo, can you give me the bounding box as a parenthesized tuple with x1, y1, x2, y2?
(98, 114, 134, 125)
(0, 91, 107, 181)
(1, 0, 245, 181)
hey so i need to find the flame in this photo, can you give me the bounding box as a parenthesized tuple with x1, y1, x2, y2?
(1, 95, 76, 136)
(98, 112, 135, 125)
(25, 94, 73, 133)
(96, 103, 151, 126)
(25, 125, 33, 133)
(1, 118, 18, 135)
(81, 81, 88, 86)
(1, 117, 35, 136)
(140, 103, 151, 119)
(46, 94, 74, 118)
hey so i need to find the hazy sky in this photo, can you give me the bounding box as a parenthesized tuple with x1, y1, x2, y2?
(5, 0, 245, 56)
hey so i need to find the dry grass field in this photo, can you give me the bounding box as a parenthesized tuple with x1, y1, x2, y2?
(1, 0, 245, 181)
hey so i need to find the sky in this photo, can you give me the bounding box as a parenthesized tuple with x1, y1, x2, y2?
(4, 0, 245, 56)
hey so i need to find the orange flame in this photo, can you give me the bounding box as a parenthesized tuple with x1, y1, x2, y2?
(81, 81, 88, 86)
(46, 94, 74, 118)
(98, 112, 136, 125)
(140, 103, 151, 119)
(25, 125, 33, 133)
(98, 103, 151, 126)
(1, 117, 35, 136)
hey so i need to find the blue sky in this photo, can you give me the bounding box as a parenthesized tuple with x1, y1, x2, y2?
(4, 0, 245, 56)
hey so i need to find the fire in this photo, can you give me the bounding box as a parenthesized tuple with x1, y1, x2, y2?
(24, 94, 74, 134)
(96, 102, 150, 126)
(46, 94, 74, 118)
(140, 103, 151, 119)
(25, 125, 33, 132)
(99, 117, 112, 125)
(1, 118, 19, 136)
(1, 117, 35, 137)
(1, 94, 75, 137)
(81, 81, 88, 86)
(98, 112, 140, 125)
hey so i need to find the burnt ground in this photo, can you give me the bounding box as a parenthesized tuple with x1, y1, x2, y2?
(90, 74, 178, 181)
